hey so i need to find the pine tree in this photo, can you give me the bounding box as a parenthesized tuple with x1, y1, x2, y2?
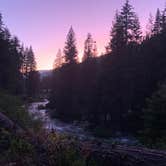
(53, 49, 63, 69)
(146, 13, 154, 38)
(64, 26, 78, 64)
(153, 9, 161, 35)
(120, 0, 134, 44)
(92, 41, 98, 57)
(3, 28, 11, 41)
(23, 46, 36, 75)
(28, 46, 36, 72)
(131, 14, 142, 43)
(22, 46, 38, 97)
(161, 6, 166, 32)
(82, 33, 94, 61)
(110, 11, 125, 53)
(120, 0, 141, 44)
(110, 1, 141, 53)
(10, 36, 22, 68)
(20, 44, 25, 74)
(0, 12, 38, 95)
(0, 13, 3, 34)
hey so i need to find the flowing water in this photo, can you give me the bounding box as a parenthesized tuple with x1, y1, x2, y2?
(28, 99, 94, 140)
(28, 100, 140, 145)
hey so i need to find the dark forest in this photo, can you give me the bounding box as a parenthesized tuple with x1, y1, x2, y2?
(1, 0, 166, 165)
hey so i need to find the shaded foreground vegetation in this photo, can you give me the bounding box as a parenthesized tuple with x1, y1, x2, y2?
(0, 92, 86, 166)
(1, 92, 166, 166)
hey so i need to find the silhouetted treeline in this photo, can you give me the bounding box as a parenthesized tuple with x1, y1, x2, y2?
(0, 13, 39, 97)
(49, 1, 166, 135)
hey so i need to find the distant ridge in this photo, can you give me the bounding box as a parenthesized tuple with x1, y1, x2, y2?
(39, 70, 52, 78)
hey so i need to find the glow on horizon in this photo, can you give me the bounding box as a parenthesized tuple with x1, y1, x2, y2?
(0, 0, 165, 70)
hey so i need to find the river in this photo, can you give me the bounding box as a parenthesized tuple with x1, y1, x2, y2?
(28, 99, 95, 140)
(28, 100, 140, 145)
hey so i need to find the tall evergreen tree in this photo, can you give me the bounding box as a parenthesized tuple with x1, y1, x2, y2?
(120, 0, 133, 44)
(92, 41, 98, 57)
(3, 28, 11, 41)
(27, 47, 39, 97)
(120, 0, 141, 44)
(110, 1, 141, 53)
(64, 27, 78, 64)
(28, 46, 36, 72)
(110, 11, 125, 53)
(0, 13, 24, 94)
(146, 13, 154, 38)
(82, 33, 94, 61)
(153, 9, 162, 35)
(131, 14, 142, 43)
(0, 12, 38, 96)
(53, 49, 63, 69)
(21, 46, 38, 97)
(0, 13, 3, 34)
(161, 6, 166, 32)
(23, 46, 36, 75)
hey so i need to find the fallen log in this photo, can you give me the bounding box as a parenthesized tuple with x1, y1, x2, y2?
(80, 141, 166, 166)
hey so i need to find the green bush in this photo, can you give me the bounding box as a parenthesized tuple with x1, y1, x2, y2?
(141, 83, 166, 148)
(0, 92, 42, 131)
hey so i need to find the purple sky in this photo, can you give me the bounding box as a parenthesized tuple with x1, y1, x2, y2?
(0, 0, 165, 69)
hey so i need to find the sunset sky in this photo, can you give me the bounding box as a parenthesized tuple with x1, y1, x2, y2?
(0, 0, 165, 70)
